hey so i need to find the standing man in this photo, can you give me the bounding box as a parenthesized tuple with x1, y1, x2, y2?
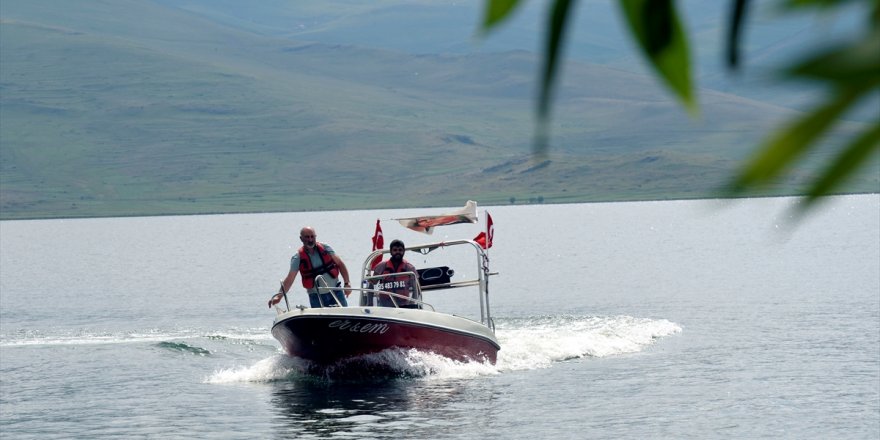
(371, 239, 420, 308)
(268, 226, 351, 308)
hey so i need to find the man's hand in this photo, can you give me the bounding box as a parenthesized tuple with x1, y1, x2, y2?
(268, 292, 284, 308)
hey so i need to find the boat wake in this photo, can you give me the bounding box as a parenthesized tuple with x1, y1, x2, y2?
(496, 315, 682, 370)
(204, 348, 499, 384)
(0, 327, 274, 352)
(204, 315, 681, 383)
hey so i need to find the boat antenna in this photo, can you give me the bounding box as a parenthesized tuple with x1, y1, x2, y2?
(279, 281, 290, 310)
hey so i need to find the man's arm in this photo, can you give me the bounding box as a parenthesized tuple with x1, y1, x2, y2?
(332, 254, 351, 294)
(281, 269, 297, 293)
(268, 269, 298, 308)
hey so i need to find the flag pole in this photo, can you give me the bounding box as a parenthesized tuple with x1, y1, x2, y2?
(481, 210, 493, 328)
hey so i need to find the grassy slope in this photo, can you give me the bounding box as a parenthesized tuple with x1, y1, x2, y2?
(0, 1, 877, 220)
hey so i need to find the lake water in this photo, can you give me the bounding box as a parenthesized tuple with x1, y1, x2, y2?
(1, 195, 878, 439)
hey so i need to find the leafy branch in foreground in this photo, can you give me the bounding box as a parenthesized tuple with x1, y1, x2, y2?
(481, 0, 880, 210)
(732, 7, 880, 208)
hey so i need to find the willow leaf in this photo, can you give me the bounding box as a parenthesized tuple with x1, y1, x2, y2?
(782, 0, 859, 10)
(482, 0, 522, 31)
(786, 27, 880, 83)
(802, 122, 880, 206)
(618, 0, 696, 113)
(726, 0, 750, 69)
(728, 85, 865, 192)
(535, 0, 577, 153)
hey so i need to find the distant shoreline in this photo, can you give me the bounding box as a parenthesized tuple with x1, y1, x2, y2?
(3, 191, 877, 222)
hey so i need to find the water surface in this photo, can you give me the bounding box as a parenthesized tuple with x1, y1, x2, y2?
(1, 195, 878, 438)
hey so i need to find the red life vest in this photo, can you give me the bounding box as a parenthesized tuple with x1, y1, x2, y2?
(375, 259, 415, 295)
(298, 243, 339, 288)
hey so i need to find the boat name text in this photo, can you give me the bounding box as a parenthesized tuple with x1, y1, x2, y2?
(328, 320, 390, 334)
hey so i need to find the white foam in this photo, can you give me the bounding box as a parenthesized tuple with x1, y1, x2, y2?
(495, 315, 682, 371)
(354, 349, 499, 380)
(0, 327, 272, 347)
(205, 316, 681, 382)
(204, 354, 307, 383)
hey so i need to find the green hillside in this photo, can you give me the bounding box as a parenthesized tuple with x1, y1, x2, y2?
(1, 1, 877, 220)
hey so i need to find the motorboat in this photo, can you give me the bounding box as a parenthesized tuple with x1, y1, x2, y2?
(270, 207, 499, 365)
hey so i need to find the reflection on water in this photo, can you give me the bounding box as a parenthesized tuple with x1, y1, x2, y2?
(270, 375, 501, 438)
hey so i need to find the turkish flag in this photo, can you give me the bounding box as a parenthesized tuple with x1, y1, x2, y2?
(485, 212, 494, 248)
(473, 212, 494, 249)
(370, 219, 383, 269)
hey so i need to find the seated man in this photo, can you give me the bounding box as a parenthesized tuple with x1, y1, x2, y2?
(371, 239, 420, 308)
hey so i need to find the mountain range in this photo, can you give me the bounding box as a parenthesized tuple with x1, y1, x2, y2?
(1, 0, 877, 219)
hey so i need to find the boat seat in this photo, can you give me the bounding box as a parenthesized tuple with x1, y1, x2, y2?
(417, 266, 454, 287)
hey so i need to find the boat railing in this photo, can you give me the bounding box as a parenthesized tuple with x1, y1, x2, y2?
(319, 284, 436, 311)
(419, 279, 481, 290)
(360, 270, 435, 309)
(360, 239, 495, 330)
(311, 275, 347, 308)
(272, 274, 436, 313)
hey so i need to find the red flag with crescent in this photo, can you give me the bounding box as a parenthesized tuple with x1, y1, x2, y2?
(370, 219, 383, 269)
(473, 212, 494, 249)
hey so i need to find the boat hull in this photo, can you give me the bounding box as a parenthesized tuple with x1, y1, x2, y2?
(271, 307, 499, 364)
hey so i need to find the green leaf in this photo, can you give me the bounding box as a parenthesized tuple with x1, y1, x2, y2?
(538, 0, 575, 118)
(618, 0, 696, 113)
(726, 0, 750, 69)
(728, 85, 866, 193)
(786, 27, 880, 83)
(802, 121, 880, 206)
(782, 0, 861, 10)
(535, 0, 577, 154)
(482, 0, 522, 31)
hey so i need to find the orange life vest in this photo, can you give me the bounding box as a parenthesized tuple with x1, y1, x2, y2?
(298, 243, 339, 288)
(374, 259, 415, 295)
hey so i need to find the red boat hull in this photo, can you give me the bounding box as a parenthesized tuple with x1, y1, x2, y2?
(271, 308, 499, 364)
